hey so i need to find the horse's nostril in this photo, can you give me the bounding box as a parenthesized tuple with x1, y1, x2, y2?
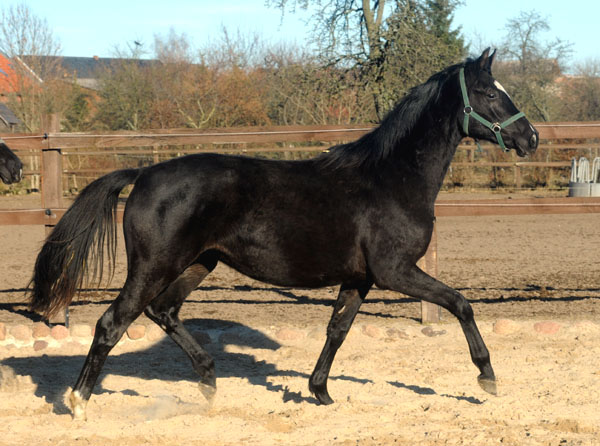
(529, 133, 538, 149)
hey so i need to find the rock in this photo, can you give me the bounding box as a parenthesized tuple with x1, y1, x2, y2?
(275, 328, 304, 341)
(534, 321, 561, 335)
(493, 319, 519, 335)
(362, 324, 383, 338)
(10, 324, 32, 341)
(146, 325, 166, 342)
(126, 324, 146, 340)
(386, 327, 409, 339)
(33, 340, 48, 351)
(0, 366, 20, 392)
(50, 325, 69, 340)
(32, 322, 51, 338)
(421, 326, 447, 337)
(192, 330, 212, 345)
(0, 322, 6, 341)
(71, 324, 91, 338)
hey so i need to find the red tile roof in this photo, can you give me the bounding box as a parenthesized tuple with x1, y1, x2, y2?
(0, 52, 19, 94)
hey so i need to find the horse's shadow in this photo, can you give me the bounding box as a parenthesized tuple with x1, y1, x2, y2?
(2, 318, 484, 415)
(388, 381, 484, 404)
(1, 318, 372, 414)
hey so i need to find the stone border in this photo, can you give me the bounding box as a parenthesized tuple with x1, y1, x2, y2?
(0, 322, 420, 351)
(0, 322, 164, 351)
(1, 319, 598, 351)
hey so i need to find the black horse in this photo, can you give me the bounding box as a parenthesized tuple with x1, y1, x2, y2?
(0, 138, 23, 184)
(30, 49, 538, 420)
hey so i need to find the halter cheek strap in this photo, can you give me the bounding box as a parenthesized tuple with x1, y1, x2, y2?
(459, 67, 525, 153)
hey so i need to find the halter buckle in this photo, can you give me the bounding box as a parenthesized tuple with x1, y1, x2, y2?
(464, 106, 472, 115)
(492, 123, 502, 133)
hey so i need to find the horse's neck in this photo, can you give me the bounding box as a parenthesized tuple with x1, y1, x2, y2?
(391, 115, 463, 205)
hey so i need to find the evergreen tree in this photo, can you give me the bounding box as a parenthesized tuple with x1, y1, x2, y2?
(424, 0, 465, 52)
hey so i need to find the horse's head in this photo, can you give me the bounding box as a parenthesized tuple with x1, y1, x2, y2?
(0, 139, 23, 184)
(458, 48, 538, 157)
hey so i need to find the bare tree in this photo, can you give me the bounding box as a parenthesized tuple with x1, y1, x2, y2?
(559, 58, 600, 121)
(496, 10, 572, 122)
(95, 58, 154, 131)
(95, 29, 274, 130)
(154, 28, 193, 64)
(269, 0, 466, 118)
(269, 0, 390, 66)
(0, 3, 61, 66)
(0, 3, 67, 131)
(264, 46, 376, 125)
(500, 10, 572, 75)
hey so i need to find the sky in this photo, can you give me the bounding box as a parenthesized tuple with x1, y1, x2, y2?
(5, 0, 599, 67)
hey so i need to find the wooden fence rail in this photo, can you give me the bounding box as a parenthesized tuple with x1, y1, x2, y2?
(4, 121, 600, 190)
(2, 121, 600, 323)
(2, 120, 599, 148)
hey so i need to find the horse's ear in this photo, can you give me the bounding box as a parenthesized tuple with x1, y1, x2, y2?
(487, 49, 497, 73)
(477, 48, 491, 70)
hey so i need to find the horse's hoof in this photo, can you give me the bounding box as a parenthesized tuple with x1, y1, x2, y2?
(477, 376, 497, 396)
(316, 393, 335, 405)
(199, 382, 217, 402)
(69, 390, 88, 421)
(309, 383, 334, 405)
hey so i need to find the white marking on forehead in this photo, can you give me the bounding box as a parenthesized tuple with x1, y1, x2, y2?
(494, 80, 510, 98)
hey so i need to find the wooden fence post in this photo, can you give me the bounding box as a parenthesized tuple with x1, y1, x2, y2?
(41, 113, 67, 325)
(420, 221, 441, 324)
(514, 164, 522, 189)
(41, 113, 63, 230)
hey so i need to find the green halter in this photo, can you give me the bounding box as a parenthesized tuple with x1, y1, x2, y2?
(459, 67, 525, 153)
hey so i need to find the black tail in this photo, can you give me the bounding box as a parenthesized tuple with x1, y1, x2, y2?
(30, 168, 141, 318)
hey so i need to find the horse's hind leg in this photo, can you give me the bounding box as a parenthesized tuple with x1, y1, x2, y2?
(143, 259, 217, 400)
(69, 273, 174, 420)
(309, 281, 372, 405)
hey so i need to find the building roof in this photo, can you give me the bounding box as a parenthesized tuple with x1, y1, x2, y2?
(2, 53, 161, 94)
(17, 55, 161, 90)
(0, 102, 21, 127)
(0, 52, 19, 94)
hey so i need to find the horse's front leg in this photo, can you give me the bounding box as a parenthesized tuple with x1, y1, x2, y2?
(376, 264, 496, 395)
(309, 281, 372, 404)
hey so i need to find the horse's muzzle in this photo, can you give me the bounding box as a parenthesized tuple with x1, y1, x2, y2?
(0, 161, 23, 184)
(516, 125, 539, 157)
(529, 127, 539, 151)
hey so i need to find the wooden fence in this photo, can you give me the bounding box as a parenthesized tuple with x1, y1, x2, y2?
(4, 121, 600, 192)
(2, 121, 600, 323)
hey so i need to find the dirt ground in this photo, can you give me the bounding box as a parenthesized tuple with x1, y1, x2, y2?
(0, 191, 599, 446)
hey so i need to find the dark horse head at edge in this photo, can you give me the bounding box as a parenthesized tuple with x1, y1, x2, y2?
(0, 139, 23, 184)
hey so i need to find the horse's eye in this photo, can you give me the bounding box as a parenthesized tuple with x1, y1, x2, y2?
(487, 92, 496, 99)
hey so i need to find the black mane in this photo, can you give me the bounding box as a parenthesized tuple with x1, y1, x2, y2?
(317, 61, 467, 171)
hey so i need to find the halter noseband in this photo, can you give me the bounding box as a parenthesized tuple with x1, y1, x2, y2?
(459, 67, 525, 153)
